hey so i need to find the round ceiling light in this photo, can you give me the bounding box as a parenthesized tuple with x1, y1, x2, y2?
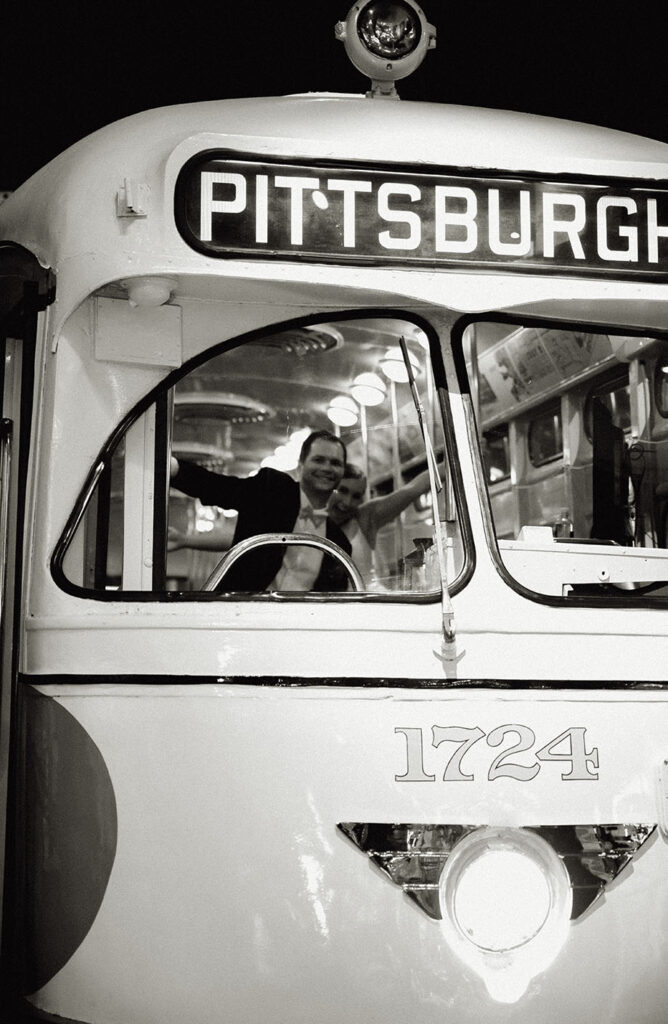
(351, 372, 386, 407)
(327, 395, 359, 427)
(380, 346, 421, 383)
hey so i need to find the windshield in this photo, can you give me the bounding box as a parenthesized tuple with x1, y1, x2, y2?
(464, 320, 668, 600)
(57, 306, 461, 600)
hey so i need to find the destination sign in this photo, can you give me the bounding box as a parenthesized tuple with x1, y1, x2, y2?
(174, 154, 668, 279)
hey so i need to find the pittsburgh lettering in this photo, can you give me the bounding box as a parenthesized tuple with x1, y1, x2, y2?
(175, 156, 668, 278)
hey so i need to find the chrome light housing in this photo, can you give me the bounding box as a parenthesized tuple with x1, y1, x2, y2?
(339, 821, 655, 1001)
(438, 827, 572, 1002)
(335, 1, 436, 97)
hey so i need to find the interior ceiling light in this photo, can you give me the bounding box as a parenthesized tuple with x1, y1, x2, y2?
(171, 440, 231, 471)
(289, 427, 312, 445)
(380, 345, 420, 382)
(249, 326, 342, 357)
(173, 392, 274, 425)
(351, 372, 386, 407)
(262, 444, 299, 472)
(327, 395, 359, 427)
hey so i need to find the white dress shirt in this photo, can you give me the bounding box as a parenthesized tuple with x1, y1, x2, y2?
(269, 491, 327, 590)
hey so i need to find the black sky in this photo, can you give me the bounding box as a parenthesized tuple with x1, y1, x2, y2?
(1, 0, 666, 190)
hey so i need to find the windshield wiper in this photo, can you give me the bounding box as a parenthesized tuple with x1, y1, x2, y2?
(399, 337, 457, 660)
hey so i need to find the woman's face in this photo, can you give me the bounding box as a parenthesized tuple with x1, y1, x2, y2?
(328, 476, 366, 524)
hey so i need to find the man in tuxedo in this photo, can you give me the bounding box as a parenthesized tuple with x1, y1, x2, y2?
(170, 430, 352, 592)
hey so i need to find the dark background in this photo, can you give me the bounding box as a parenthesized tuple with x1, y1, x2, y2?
(1, 0, 665, 191)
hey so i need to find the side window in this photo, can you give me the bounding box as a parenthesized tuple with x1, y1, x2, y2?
(59, 315, 457, 599)
(464, 321, 668, 600)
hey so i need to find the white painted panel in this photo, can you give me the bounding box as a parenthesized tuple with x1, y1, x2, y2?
(27, 684, 668, 1024)
(94, 297, 182, 367)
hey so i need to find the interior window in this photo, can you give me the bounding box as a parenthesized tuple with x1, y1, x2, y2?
(655, 350, 668, 418)
(60, 313, 457, 599)
(464, 321, 668, 600)
(528, 404, 562, 467)
(482, 425, 510, 484)
(584, 370, 631, 442)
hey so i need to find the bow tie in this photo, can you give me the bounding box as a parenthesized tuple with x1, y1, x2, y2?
(298, 505, 328, 529)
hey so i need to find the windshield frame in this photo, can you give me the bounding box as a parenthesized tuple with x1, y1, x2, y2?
(51, 305, 476, 604)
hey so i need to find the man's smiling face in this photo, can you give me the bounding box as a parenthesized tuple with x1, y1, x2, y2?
(299, 439, 345, 505)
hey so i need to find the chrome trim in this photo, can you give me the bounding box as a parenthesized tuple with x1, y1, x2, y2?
(0, 419, 12, 608)
(203, 532, 365, 592)
(55, 460, 106, 558)
(338, 821, 655, 921)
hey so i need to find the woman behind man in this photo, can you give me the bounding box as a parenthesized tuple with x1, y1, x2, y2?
(169, 451, 435, 590)
(327, 463, 433, 586)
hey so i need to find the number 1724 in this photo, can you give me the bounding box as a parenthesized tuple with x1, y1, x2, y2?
(395, 725, 599, 783)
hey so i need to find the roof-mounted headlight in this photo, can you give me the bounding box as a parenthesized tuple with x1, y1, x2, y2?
(335, 1, 436, 99)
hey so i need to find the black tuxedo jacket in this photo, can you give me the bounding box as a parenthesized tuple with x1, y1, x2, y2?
(172, 461, 352, 592)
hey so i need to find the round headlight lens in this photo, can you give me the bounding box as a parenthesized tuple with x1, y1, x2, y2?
(453, 848, 552, 952)
(357, 1, 421, 59)
(439, 827, 572, 1002)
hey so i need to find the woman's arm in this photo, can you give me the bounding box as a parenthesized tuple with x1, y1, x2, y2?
(359, 467, 434, 535)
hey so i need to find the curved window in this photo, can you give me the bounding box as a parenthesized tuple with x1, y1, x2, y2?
(57, 309, 461, 600)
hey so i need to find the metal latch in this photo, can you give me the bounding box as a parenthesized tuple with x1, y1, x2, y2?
(116, 178, 149, 218)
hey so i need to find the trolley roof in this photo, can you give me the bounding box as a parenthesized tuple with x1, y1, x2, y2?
(1, 95, 667, 319)
(3, 94, 668, 217)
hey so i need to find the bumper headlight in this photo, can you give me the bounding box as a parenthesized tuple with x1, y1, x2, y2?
(439, 827, 572, 1002)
